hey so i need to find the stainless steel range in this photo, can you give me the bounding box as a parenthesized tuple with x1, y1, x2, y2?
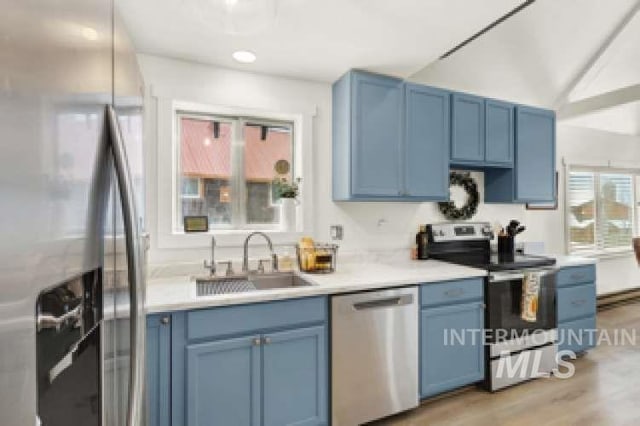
(425, 222, 558, 391)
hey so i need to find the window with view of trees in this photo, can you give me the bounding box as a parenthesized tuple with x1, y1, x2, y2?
(567, 167, 637, 255)
(176, 112, 294, 230)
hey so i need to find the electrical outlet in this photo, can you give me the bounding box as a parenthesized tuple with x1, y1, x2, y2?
(330, 225, 343, 241)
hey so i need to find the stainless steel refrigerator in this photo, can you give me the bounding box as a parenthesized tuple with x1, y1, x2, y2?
(0, 1, 146, 425)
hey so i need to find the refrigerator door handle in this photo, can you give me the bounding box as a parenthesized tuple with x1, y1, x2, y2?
(107, 105, 145, 426)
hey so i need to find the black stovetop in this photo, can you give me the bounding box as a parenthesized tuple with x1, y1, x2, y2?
(485, 253, 556, 271)
(426, 239, 556, 271)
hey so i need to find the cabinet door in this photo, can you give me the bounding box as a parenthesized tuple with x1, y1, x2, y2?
(557, 283, 597, 323)
(515, 106, 556, 202)
(351, 72, 403, 197)
(451, 93, 485, 163)
(404, 84, 450, 200)
(558, 316, 597, 355)
(485, 100, 514, 165)
(420, 302, 485, 399)
(185, 336, 261, 426)
(262, 326, 327, 426)
(146, 315, 171, 426)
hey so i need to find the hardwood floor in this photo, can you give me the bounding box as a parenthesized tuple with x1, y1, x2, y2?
(374, 301, 640, 426)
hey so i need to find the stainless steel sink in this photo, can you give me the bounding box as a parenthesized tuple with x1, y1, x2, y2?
(196, 272, 313, 296)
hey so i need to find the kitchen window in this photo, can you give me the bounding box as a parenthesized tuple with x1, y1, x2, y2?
(566, 165, 638, 255)
(176, 112, 294, 230)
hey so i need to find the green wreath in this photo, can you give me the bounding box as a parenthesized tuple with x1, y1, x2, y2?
(438, 172, 479, 220)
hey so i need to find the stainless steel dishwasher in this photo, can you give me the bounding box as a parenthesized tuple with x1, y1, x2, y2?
(331, 286, 419, 426)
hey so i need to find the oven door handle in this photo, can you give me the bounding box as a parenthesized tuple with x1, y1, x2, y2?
(489, 272, 525, 282)
(489, 269, 555, 283)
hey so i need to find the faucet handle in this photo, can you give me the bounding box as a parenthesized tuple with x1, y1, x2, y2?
(204, 259, 216, 276)
(257, 259, 272, 274)
(217, 261, 235, 277)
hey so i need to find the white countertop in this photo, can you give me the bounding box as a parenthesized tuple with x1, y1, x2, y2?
(549, 254, 597, 268)
(145, 259, 487, 314)
(144, 254, 597, 314)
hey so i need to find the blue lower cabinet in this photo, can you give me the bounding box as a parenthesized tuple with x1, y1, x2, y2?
(556, 265, 597, 356)
(420, 301, 485, 399)
(146, 314, 171, 426)
(186, 336, 261, 426)
(262, 326, 327, 426)
(171, 297, 329, 426)
(558, 316, 597, 355)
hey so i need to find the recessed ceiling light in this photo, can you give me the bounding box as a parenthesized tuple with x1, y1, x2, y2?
(81, 27, 98, 41)
(232, 50, 256, 64)
(203, 138, 212, 146)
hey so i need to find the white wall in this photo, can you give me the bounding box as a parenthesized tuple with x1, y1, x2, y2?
(140, 54, 640, 294)
(138, 54, 331, 265)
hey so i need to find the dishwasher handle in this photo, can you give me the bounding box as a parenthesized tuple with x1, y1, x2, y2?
(353, 294, 414, 311)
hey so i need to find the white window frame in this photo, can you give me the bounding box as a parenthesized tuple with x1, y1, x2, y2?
(153, 89, 315, 249)
(564, 160, 639, 257)
(175, 112, 294, 231)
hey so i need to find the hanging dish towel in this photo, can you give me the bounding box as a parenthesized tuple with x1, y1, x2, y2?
(521, 272, 540, 323)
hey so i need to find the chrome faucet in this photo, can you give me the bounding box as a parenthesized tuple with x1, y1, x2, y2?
(203, 235, 216, 275)
(243, 232, 278, 273)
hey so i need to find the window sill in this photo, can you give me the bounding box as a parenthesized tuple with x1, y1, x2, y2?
(568, 249, 634, 260)
(157, 229, 304, 249)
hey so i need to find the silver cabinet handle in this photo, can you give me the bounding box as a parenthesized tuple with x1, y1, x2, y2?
(571, 299, 586, 306)
(107, 105, 145, 426)
(444, 288, 464, 297)
(252, 338, 262, 346)
(570, 273, 586, 281)
(161, 316, 170, 325)
(263, 337, 272, 345)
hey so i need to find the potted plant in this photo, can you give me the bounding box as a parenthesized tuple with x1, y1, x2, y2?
(273, 177, 301, 232)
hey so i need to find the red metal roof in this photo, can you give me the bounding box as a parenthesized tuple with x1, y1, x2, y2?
(180, 118, 291, 181)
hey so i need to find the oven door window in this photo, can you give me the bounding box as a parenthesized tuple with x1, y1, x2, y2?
(487, 275, 556, 342)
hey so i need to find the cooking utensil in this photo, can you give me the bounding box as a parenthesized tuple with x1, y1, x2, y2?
(507, 220, 520, 236)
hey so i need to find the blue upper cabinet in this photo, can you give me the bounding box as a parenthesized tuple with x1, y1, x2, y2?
(333, 69, 555, 204)
(515, 106, 556, 202)
(451, 93, 485, 165)
(404, 84, 450, 200)
(333, 71, 403, 199)
(485, 100, 514, 166)
(333, 70, 450, 201)
(485, 106, 556, 203)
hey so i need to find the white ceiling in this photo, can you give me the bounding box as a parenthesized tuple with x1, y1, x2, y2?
(118, 0, 520, 82)
(120, 0, 640, 135)
(409, 0, 640, 109)
(562, 101, 640, 135)
(568, 11, 640, 102)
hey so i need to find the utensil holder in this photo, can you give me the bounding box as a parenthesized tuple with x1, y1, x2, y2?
(498, 235, 515, 262)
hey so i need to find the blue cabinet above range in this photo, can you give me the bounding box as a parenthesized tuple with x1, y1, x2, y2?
(485, 106, 556, 203)
(332, 69, 555, 204)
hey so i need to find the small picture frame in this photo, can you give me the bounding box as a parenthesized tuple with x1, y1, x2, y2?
(183, 216, 209, 233)
(526, 172, 559, 210)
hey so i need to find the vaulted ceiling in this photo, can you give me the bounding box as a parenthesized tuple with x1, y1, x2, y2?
(119, 0, 640, 134)
(117, 0, 520, 81)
